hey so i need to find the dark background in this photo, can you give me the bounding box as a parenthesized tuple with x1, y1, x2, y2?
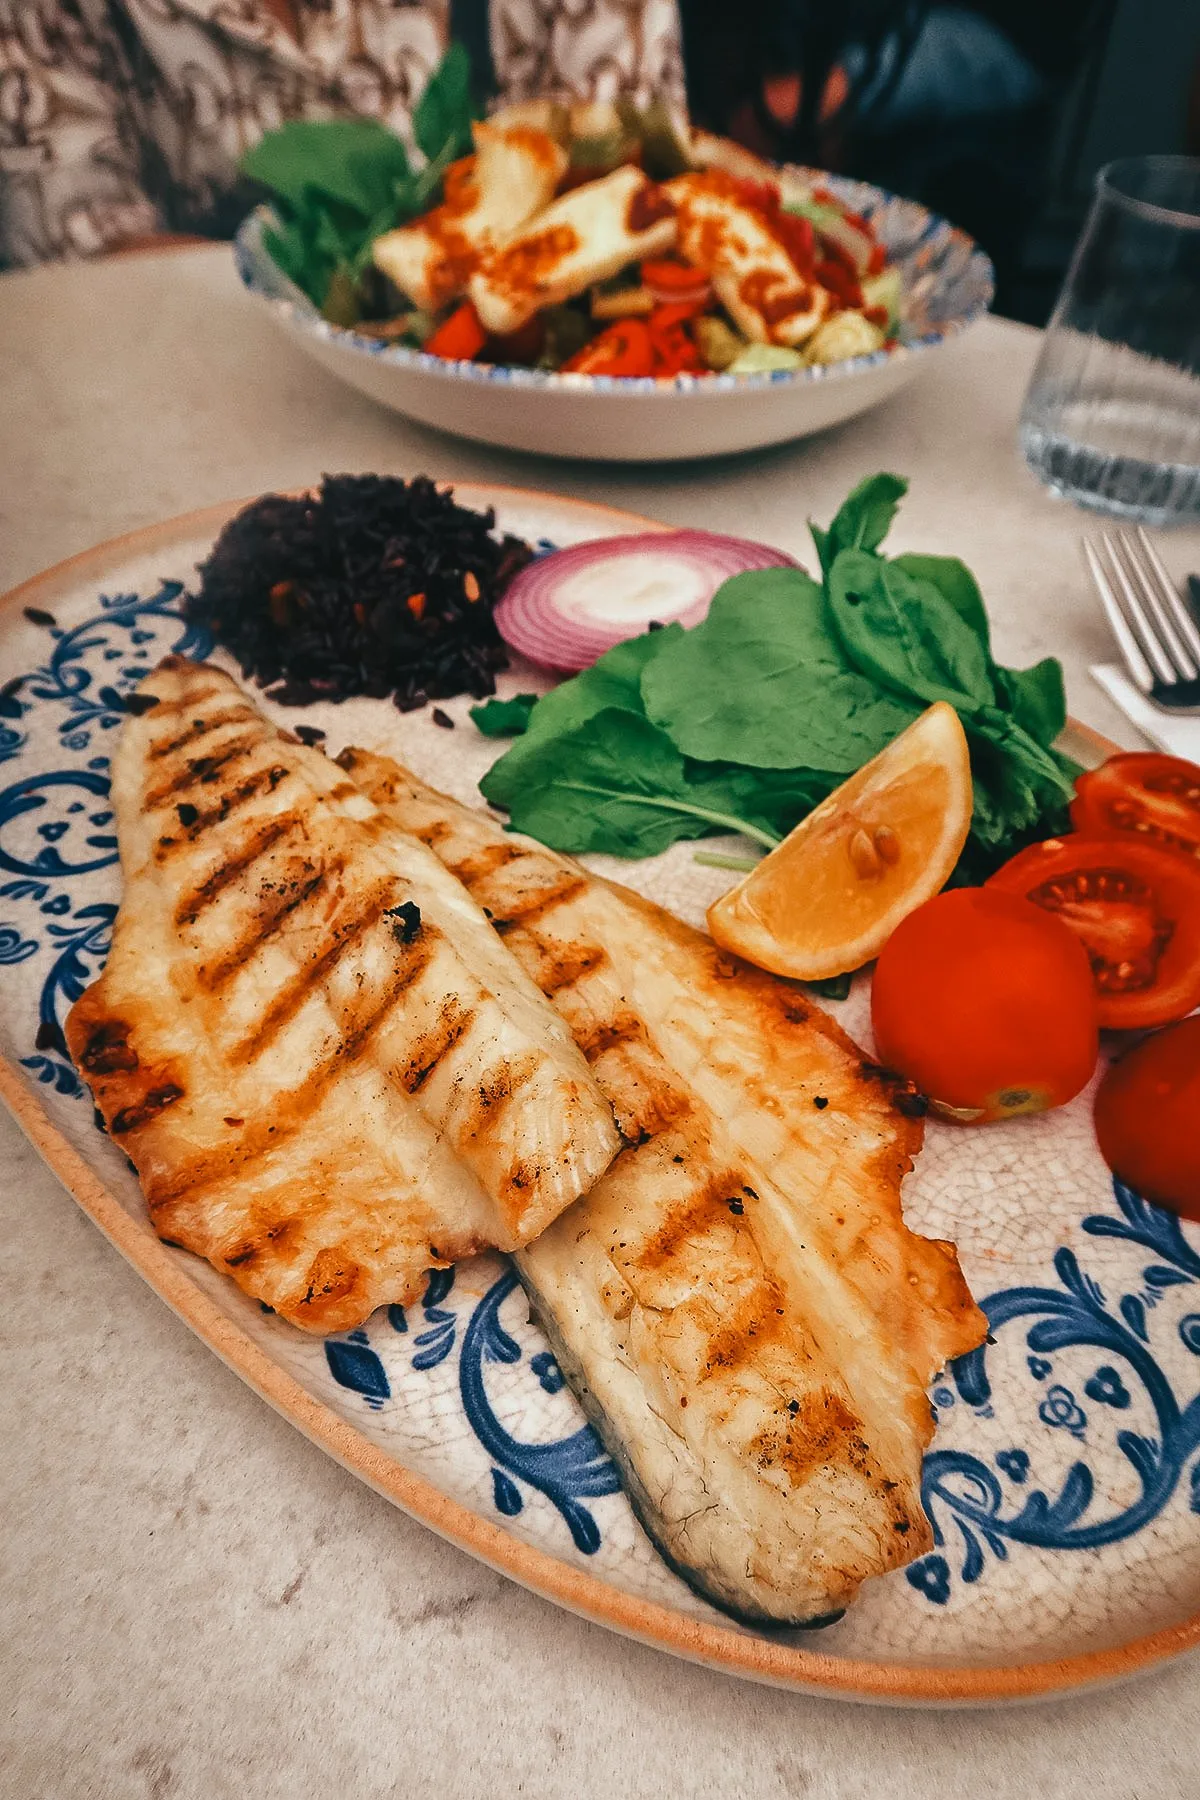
(680, 0, 1200, 324)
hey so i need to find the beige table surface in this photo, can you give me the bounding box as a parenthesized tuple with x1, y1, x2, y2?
(2, 248, 1199, 1800)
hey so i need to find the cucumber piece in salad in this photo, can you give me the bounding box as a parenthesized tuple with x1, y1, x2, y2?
(862, 267, 902, 336)
(726, 343, 805, 375)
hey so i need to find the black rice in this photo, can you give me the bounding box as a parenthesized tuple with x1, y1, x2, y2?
(186, 475, 533, 712)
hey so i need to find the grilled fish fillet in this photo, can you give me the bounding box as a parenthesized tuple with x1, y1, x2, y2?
(66, 661, 620, 1333)
(341, 749, 986, 1625)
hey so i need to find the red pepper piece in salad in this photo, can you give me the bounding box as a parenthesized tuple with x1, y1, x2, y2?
(562, 317, 658, 376)
(425, 301, 488, 361)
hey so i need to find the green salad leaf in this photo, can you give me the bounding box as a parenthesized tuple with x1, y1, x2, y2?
(480, 629, 680, 809)
(993, 658, 1068, 749)
(826, 550, 995, 713)
(413, 43, 475, 164)
(809, 472, 907, 577)
(890, 552, 990, 647)
(496, 708, 785, 857)
(640, 571, 918, 773)
(242, 46, 478, 322)
(474, 474, 1079, 878)
(469, 694, 538, 737)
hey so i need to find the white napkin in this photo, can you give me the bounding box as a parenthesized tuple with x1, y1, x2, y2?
(1089, 663, 1200, 762)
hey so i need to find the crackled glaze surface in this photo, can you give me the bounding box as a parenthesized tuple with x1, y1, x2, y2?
(1, 488, 1198, 1697)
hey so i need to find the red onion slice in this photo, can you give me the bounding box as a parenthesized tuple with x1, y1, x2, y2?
(494, 530, 797, 672)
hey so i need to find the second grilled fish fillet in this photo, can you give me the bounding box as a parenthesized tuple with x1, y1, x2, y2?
(341, 749, 987, 1625)
(65, 660, 620, 1333)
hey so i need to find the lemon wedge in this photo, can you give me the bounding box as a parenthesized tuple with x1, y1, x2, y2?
(707, 702, 973, 980)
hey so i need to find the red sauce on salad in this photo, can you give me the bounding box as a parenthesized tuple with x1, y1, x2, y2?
(626, 180, 676, 234)
(484, 224, 580, 304)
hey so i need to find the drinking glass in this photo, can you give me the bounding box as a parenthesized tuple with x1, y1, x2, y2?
(1019, 155, 1200, 525)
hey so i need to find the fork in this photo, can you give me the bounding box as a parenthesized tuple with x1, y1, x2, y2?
(1083, 528, 1200, 714)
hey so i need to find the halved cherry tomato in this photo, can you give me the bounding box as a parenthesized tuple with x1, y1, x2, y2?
(871, 887, 1099, 1123)
(1072, 752, 1200, 863)
(640, 258, 712, 305)
(988, 834, 1200, 1029)
(425, 301, 487, 362)
(562, 318, 656, 377)
(1094, 1017, 1200, 1221)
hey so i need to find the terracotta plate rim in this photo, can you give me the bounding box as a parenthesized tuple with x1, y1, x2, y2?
(4, 486, 1193, 1710)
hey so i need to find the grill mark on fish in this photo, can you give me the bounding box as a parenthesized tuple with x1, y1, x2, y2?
(196, 864, 333, 990)
(148, 707, 256, 760)
(701, 1277, 788, 1376)
(576, 1012, 645, 1062)
(399, 998, 472, 1093)
(79, 1018, 138, 1075)
(230, 881, 396, 1061)
(297, 1246, 363, 1312)
(223, 1216, 295, 1269)
(534, 940, 609, 995)
(409, 816, 455, 849)
(110, 1082, 185, 1136)
(614, 1076, 690, 1142)
(448, 842, 525, 886)
(458, 1051, 541, 1143)
(490, 876, 588, 935)
(751, 1391, 872, 1486)
(152, 765, 291, 860)
(174, 813, 301, 926)
(144, 735, 259, 809)
(636, 1170, 752, 1270)
(147, 937, 434, 1210)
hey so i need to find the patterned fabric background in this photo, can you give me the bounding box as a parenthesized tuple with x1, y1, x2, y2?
(0, 0, 685, 265)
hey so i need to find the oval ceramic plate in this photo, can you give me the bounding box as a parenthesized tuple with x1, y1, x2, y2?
(1, 487, 1198, 1707)
(233, 168, 993, 462)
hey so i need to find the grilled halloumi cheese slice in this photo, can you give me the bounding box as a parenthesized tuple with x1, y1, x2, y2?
(666, 170, 829, 347)
(339, 751, 986, 1626)
(373, 122, 568, 313)
(66, 661, 620, 1334)
(467, 164, 678, 335)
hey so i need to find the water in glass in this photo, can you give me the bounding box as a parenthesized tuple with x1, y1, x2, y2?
(1020, 157, 1200, 527)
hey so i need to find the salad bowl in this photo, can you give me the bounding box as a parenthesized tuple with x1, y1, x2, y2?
(233, 174, 993, 463)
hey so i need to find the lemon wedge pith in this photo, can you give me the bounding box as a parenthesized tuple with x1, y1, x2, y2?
(707, 701, 973, 981)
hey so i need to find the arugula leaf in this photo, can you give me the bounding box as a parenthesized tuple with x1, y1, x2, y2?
(242, 117, 412, 219)
(809, 472, 907, 577)
(993, 659, 1068, 749)
(470, 694, 539, 737)
(890, 553, 990, 649)
(495, 708, 783, 857)
(641, 570, 918, 773)
(827, 550, 995, 713)
(691, 762, 836, 839)
(481, 628, 681, 809)
(413, 43, 476, 163)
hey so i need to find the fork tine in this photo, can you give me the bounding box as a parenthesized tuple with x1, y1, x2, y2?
(1133, 526, 1200, 666)
(1100, 533, 1178, 686)
(1083, 538, 1156, 692)
(1115, 532, 1199, 682)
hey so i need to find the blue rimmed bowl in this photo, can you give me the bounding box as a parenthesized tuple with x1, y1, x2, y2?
(234, 172, 993, 461)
